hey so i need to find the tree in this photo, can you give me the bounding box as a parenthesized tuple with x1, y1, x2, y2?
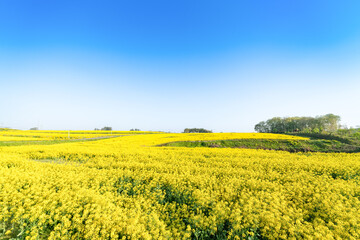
(101, 127, 112, 131)
(254, 121, 268, 133)
(320, 114, 341, 133)
(265, 117, 285, 133)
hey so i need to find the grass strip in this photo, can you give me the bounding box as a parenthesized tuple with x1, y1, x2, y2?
(162, 138, 360, 153)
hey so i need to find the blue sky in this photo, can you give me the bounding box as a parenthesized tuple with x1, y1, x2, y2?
(1, 0, 360, 132)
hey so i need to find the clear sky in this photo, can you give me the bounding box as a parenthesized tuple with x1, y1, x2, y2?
(1, 0, 360, 132)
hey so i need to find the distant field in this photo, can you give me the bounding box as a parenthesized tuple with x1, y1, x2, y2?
(0, 130, 156, 141)
(0, 131, 360, 239)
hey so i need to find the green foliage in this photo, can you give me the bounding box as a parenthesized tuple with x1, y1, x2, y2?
(255, 114, 341, 133)
(183, 128, 212, 133)
(336, 128, 360, 140)
(289, 132, 354, 144)
(164, 138, 360, 153)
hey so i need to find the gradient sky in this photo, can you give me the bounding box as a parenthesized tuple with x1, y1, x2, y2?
(1, 0, 360, 132)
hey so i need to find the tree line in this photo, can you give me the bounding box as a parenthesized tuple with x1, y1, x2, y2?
(254, 114, 341, 133)
(183, 128, 212, 133)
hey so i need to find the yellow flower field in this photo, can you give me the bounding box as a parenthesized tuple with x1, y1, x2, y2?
(0, 132, 359, 239)
(0, 130, 155, 141)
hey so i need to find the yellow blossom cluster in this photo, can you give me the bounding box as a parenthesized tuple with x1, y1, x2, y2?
(0, 132, 359, 239)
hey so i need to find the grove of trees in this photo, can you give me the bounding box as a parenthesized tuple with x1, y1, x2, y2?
(254, 114, 341, 133)
(94, 127, 112, 131)
(183, 128, 212, 133)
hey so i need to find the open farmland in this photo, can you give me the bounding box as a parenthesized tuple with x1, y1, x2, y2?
(0, 131, 360, 239)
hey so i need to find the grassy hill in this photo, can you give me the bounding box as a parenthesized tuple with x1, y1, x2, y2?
(163, 134, 360, 153)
